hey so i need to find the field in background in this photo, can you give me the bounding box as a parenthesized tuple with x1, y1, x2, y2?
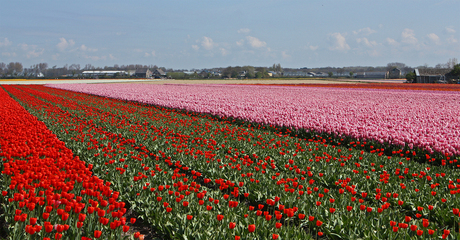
(0, 78, 406, 85)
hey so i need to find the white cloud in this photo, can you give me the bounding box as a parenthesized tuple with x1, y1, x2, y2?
(353, 27, 376, 35)
(386, 38, 398, 46)
(57, 38, 75, 51)
(236, 39, 244, 46)
(27, 49, 44, 58)
(2, 52, 16, 57)
(109, 54, 116, 60)
(246, 36, 266, 48)
(201, 36, 216, 50)
(309, 45, 318, 51)
(19, 43, 29, 51)
(281, 51, 291, 59)
(445, 27, 456, 34)
(192, 45, 199, 50)
(427, 33, 441, 45)
(356, 37, 378, 47)
(448, 35, 458, 44)
(52, 53, 60, 60)
(401, 29, 418, 45)
(328, 33, 350, 51)
(85, 55, 107, 61)
(368, 49, 380, 57)
(0, 38, 12, 47)
(238, 28, 251, 34)
(144, 51, 156, 57)
(80, 44, 97, 52)
(220, 48, 229, 56)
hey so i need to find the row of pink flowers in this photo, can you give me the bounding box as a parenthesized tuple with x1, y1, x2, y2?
(48, 83, 460, 156)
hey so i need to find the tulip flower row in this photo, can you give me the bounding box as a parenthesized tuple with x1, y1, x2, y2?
(47, 83, 460, 159)
(251, 82, 460, 92)
(0, 86, 141, 240)
(3, 85, 313, 239)
(3, 84, 460, 239)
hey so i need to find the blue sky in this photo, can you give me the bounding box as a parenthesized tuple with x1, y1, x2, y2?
(1, 0, 459, 69)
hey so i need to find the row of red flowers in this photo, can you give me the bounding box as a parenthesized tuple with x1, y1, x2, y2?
(27, 85, 460, 238)
(3, 84, 460, 239)
(0, 85, 141, 239)
(5, 84, 303, 239)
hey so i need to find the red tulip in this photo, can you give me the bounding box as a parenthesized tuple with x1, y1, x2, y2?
(405, 216, 411, 222)
(217, 214, 224, 221)
(94, 230, 102, 238)
(229, 222, 236, 229)
(248, 224, 256, 233)
(45, 224, 53, 233)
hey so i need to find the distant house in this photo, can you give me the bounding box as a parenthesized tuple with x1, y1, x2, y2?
(315, 72, 329, 77)
(283, 71, 311, 77)
(355, 71, 388, 79)
(152, 69, 166, 78)
(134, 68, 152, 78)
(414, 68, 451, 83)
(388, 68, 402, 79)
(82, 70, 127, 78)
(127, 70, 136, 76)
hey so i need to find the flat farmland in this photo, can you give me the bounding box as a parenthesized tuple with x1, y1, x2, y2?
(1, 82, 459, 240)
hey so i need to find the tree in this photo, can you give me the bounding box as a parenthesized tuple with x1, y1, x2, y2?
(242, 66, 255, 78)
(276, 63, 282, 72)
(84, 64, 95, 70)
(7, 62, 23, 76)
(405, 71, 416, 83)
(451, 64, 460, 76)
(0, 62, 6, 77)
(349, 71, 354, 78)
(38, 63, 48, 72)
(328, 72, 333, 77)
(447, 58, 458, 69)
(255, 71, 264, 78)
(386, 62, 406, 71)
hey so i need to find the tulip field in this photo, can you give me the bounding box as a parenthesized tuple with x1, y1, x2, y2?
(1, 83, 460, 239)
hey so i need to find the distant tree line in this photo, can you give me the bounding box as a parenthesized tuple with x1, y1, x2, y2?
(1, 59, 459, 80)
